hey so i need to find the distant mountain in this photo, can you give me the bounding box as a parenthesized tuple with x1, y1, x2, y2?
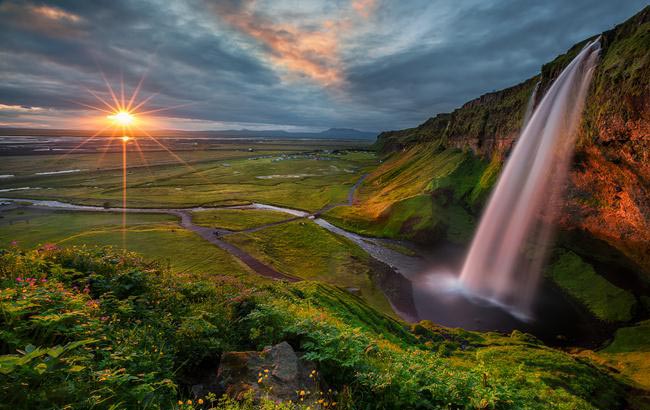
(0, 127, 378, 140)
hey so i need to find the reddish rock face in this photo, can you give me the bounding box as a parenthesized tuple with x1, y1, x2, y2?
(373, 6, 650, 275)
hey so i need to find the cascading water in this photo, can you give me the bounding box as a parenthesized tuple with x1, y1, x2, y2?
(458, 39, 601, 318)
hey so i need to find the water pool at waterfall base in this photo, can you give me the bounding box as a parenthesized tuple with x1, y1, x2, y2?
(407, 268, 608, 347)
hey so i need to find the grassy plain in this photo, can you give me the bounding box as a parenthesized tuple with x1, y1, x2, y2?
(223, 219, 395, 315)
(0, 207, 250, 278)
(0, 149, 377, 211)
(191, 208, 293, 231)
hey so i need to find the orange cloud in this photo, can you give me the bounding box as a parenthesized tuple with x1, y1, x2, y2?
(352, 0, 376, 19)
(30, 4, 81, 22)
(0, 1, 83, 37)
(211, 0, 377, 86)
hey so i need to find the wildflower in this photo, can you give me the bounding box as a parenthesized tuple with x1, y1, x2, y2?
(186, 400, 192, 405)
(16, 277, 22, 282)
(264, 369, 269, 373)
(178, 400, 183, 405)
(258, 377, 263, 383)
(198, 399, 204, 404)
(300, 390, 305, 396)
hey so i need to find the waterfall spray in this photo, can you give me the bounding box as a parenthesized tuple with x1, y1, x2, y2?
(458, 39, 601, 317)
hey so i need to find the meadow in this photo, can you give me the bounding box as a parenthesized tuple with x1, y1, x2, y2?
(0, 142, 377, 210)
(1, 138, 649, 409)
(0, 140, 392, 315)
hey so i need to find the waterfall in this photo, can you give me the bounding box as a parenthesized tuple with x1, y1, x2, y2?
(522, 81, 540, 127)
(458, 39, 601, 317)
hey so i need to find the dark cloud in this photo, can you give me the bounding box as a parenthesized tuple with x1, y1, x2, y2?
(0, 0, 647, 131)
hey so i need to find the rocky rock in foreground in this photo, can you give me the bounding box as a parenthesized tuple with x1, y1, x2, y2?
(194, 342, 321, 404)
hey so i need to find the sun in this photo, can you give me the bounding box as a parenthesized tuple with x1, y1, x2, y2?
(108, 110, 135, 126)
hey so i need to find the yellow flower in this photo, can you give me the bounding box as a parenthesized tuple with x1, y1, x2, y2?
(177, 400, 183, 405)
(186, 400, 192, 405)
(258, 377, 263, 383)
(198, 399, 204, 404)
(264, 369, 269, 373)
(300, 390, 305, 396)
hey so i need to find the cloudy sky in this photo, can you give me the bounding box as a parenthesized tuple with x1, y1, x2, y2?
(0, 0, 647, 132)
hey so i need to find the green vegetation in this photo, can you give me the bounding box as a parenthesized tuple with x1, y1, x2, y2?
(576, 321, 650, 393)
(323, 147, 488, 243)
(547, 251, 637, 323)
(192, 208, 293, 231)
(223, 220, 393, 316)
(0, 151, 377, 211)
(0, 208, 250, 278)
(0, 246, 630, 409)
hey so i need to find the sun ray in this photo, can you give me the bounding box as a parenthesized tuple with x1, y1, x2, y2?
(100, 70, 123, 111)
(120, 73, 125, 111)
(137, 102, 195, 116)
(57, 124, 112, 160)
(126, 72, 148, 112)
(128, 93, 159, 113)
(131, 137, 155, 178)
(97, 129, 117, 165)
(85, 88, 115, 112)
(66, 99, 114, 114)
(134, 125, 195, 169)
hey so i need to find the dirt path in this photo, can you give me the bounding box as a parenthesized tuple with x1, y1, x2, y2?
(0, 174, 420, 289)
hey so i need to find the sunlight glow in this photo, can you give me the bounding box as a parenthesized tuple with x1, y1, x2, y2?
(108, 111, 135, 126)
(121, 135, 130, 142)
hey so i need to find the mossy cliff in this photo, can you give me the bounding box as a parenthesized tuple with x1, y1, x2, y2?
(336, 7, 649, 277)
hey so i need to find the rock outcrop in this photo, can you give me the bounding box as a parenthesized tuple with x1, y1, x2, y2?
(193, 342, 321, 404)
(371, 6, 650, 275)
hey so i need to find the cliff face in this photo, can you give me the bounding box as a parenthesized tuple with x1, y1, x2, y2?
(371, 7, 650, 274)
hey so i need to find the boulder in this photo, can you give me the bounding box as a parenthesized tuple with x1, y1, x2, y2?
(213, 342, 321, 403)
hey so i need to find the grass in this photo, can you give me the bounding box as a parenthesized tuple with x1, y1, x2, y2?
(223, 220, 395, 316)
(0, 246, 631, 409)
(0, 208, 250, 278)
(547, 251, 637, 323)
(576, 320, 650, 393)
(322, 147, 485, 244)
(191, 208, 294, 231)
(0, 151, 378, 211)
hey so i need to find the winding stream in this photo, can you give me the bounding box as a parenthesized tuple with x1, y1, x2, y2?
(0, 187, 601, 344)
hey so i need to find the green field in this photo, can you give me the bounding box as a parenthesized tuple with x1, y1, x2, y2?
(191, 208, 294, 231)
(0, 208, 250, 278)
(0, 150, 378, 210)
(223, 219, 394, 315)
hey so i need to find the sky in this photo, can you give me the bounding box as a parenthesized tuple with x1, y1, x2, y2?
(0, 0, 647, 133)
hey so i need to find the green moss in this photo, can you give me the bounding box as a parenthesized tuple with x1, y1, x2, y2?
(602, 320, 650, 353)
(595, 320, 650, 390)
(548, 251, 637, 322)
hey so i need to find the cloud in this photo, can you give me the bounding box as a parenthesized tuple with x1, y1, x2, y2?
(0, 1, 84, 37)
(209, 0, 345, 85)
(208, 0, 380, 86)
(0, 0, 648, 132)
(352, 0, 376, 19)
